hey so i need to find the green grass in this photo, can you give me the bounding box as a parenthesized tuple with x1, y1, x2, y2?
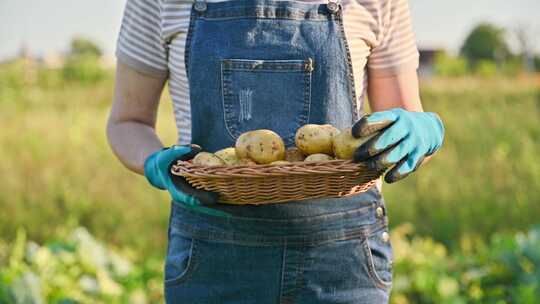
(0, 60, 178, 256)
(384, 76, 540, 250)
(1, 60, 539, 258)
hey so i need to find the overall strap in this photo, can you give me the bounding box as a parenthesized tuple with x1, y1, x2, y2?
(193, 0, 341, 3)
(193, 0, 342, 14)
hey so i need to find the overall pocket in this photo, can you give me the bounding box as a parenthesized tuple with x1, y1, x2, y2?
(362, 228, 394, 290)
(164, 224, 199, 287)
(221, 58, 313, 146)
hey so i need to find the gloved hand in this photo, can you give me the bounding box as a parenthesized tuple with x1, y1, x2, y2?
(351, 107, 444, 183)
(144, 144, 219, 206)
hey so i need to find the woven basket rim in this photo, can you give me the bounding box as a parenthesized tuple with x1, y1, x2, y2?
(171, 158, 379, 179)
(170, 158, 383, 204)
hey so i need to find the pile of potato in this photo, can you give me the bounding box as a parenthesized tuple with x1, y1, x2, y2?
(191, 124, 373, 166)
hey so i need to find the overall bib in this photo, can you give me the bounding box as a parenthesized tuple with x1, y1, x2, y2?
(165, 0, 394, 302)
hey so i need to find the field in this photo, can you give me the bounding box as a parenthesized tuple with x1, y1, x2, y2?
(1, 59, 539, 303)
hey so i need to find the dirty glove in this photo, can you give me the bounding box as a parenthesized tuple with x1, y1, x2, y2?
(144, 144, 219, 206)
(351, 107, 444, 183)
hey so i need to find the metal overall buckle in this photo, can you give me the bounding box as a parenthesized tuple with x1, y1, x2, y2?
(327, 0, 341, 13)
(194, 0, 207, 12)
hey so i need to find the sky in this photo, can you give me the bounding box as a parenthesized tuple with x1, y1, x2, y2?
(0, 0, 539, 60)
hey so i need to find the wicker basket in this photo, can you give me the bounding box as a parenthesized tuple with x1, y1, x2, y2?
(171, 159, 384, 205)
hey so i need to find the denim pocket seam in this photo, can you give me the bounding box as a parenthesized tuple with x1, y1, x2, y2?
(164, 237, 199, 287)
(220, 58, 312, 145)
(361, 231, 393, 290)
(221, 66, 237, 142)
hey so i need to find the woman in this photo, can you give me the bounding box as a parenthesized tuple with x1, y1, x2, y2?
(107, 0, 444, 302)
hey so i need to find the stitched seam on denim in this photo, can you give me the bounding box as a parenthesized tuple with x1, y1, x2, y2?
(170, 219, 386, 246)
(281, 257, 301, 299)
(164, 238, 199, 286)
(285, 63, 311, 146)
(222, 68, 308, 73)
(222, 58, 308, 71)
(222, 69, 309, 73)
(173, 198, 377, 224)
(362, 230, 393, 289)
(302, 62, 312, 132)
(279, 244, 306, 304)
(221, 63, 238, 142)
(224, 64, 307, 70)
(363, 241, 392, 289)
(201, 4, 322, 13)
(184, 6, 197, 81)
(225, 58, 311, 62)
(290, 244, 308, 302)
(200, 15, 333, 22)
(336, 10, 359, 124)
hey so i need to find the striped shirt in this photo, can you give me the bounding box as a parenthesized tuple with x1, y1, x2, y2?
(116, 0, 419, 145)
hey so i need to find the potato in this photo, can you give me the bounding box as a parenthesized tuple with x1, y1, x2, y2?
(284, 147, 305, 162)
(215, 147, 258, 166)
(304, 153, 333, 162)
(215, 147, 242, 165)
(295, 124, 334, 155)
(192, 152, 226, 166)
(270, 160, 291, 165)
(236, 129, 285, 164)
(321, 124, 340, 138)
(235, 132, 254, 159)
(237, 158, 257, 165)
(332, 128, 375, 160)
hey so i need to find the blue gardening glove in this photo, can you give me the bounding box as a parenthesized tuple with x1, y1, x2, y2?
(351, 107, 444, 183)
(144, 144, 220, 206)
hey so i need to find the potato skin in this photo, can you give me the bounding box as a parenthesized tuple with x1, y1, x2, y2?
(215, 147, 241, 165)
(236, 129, 285, 164)
(295, 124, 334, 155)
(304, 153, 334, 162)
(192, 152, 226, 166)
(284, 147, 305, 162)
(332, 128, 374, 160)
(237, 158, 257, 165)
(321, 124, 340, 138)
(235, 132, 253, 159)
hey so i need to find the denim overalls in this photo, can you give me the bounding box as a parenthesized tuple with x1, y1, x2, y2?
(165, 0, 394, 302)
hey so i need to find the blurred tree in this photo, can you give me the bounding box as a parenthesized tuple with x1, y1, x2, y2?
(69, 37, 102, 58)
(62, 37, 105, 83)
(433, 52, 469, 77)
(513, 23, 536, 73)
(460, 23, 510, 66)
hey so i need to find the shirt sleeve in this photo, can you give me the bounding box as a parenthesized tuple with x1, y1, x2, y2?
(367, 0, 419, 77)
(115, 0, 169, 77)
